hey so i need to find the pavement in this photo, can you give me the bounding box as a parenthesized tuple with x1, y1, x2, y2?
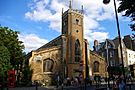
(1, 83, 135, 90)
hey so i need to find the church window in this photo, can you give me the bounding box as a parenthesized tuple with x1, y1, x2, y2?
(75, 39, 81, 62)
(110, 51, 114, 57)
(63, 22, 65, 26)
(76, 19, 79, 25)
(63, 20, 67, 26)
(93, 61, 99, 72)
(43, 59, 54, 72)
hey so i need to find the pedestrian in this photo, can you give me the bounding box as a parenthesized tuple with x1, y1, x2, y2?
(56, 75, 60, 88)
(113, 78, 119, 90)
(67, 77, 70, 86)
(119, 78, 125, 90)
(89, 76, 93, 85)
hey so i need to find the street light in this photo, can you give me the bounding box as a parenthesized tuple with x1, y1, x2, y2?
(103, 0, 126, 84)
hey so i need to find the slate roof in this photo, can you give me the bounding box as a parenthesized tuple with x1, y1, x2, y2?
(36, 35, 63, 51)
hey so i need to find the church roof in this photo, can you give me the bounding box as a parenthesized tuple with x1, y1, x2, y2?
(36, 35, 63, 51)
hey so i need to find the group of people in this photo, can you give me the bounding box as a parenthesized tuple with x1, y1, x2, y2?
(56, 76, 82, 87)
(57, 76, 93, 87)
(64, 77, 81, 86)
(112, 75, 126, 90)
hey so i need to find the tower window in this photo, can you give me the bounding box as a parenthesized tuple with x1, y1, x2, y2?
(76, 19, 79, 25)
(63, 20, 67, 26)
(64, 21, 67, 26)
(75, 39, 81, 62)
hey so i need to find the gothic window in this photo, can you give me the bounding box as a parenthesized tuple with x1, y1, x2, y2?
(64, 21, 66, 26)
(63, 19, 67, 26)
(93, 61, 99, 72)
(110, 51, 114, 57)
(76, 19, 79, 25)
(43, 59, 54, 72)
(75, 39, 81, 62)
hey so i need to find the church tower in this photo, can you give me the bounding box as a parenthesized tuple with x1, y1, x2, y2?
(62, 1, 85, 78)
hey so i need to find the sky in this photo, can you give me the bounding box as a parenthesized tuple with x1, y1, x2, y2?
(0, 0, 133, 53)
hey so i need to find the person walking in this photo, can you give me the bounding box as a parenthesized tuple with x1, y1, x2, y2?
(119, 78, 125, 90)
(113, 78, 119, 90)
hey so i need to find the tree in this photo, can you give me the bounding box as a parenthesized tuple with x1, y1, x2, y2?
(118, 0, 135, 38)
(21, 65, 33, 86)
(0, 26, 24, 85)
(0, 44, 12, 85)
(0, 26, 24, 68)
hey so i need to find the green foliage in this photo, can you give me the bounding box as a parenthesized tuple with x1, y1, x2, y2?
(107, 66, 122, 74)
(118, 0, 135, 37)
(0, 26, 24, 68)
(0, 26, 33, 86)
(0, 45, 12, 84)
(0, 26, 25, 86)
(21, 65, 33, 86)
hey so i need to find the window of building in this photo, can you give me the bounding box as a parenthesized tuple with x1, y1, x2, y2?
(110, 51, 114, 57)
(63, 20, 67, 26)
(75, 39, 81, 62)
(76, 19, 79, 25)
(43, 59, 54, 72)
(93, 61, 99, 72)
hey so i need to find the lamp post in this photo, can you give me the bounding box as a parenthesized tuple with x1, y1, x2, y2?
(103, 0, 126, 84)
(106, 39, 111, 88)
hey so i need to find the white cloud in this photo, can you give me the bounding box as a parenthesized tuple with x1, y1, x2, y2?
(84, 30, 109, 42)
(25, 0, 125, 49)
(19, 33, 48, 53)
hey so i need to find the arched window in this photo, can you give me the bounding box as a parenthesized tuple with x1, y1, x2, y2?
(75, 39, 81, 62)
(43, 59, 54, 72)
(93, 61, 99, 72)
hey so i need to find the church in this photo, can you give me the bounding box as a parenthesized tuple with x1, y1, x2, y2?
(26, 2, 107, 85)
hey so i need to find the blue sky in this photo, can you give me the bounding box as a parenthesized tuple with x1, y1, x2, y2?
(0, 0, 133, 53)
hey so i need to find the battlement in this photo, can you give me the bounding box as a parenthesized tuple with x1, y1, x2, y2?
(62, 9, 83, 17)
(71, 9, 83, 15)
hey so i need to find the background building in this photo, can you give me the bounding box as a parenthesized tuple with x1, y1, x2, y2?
(93, 37, 127, 67)
(123, 35, 135, 51)
(126, 49, 135, 65)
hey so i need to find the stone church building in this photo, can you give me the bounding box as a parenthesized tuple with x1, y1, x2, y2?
(26, 3, 107, 85)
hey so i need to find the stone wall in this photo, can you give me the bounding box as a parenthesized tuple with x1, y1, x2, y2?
(29, 46, 62, 85)
(90, 51, 107, 78)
